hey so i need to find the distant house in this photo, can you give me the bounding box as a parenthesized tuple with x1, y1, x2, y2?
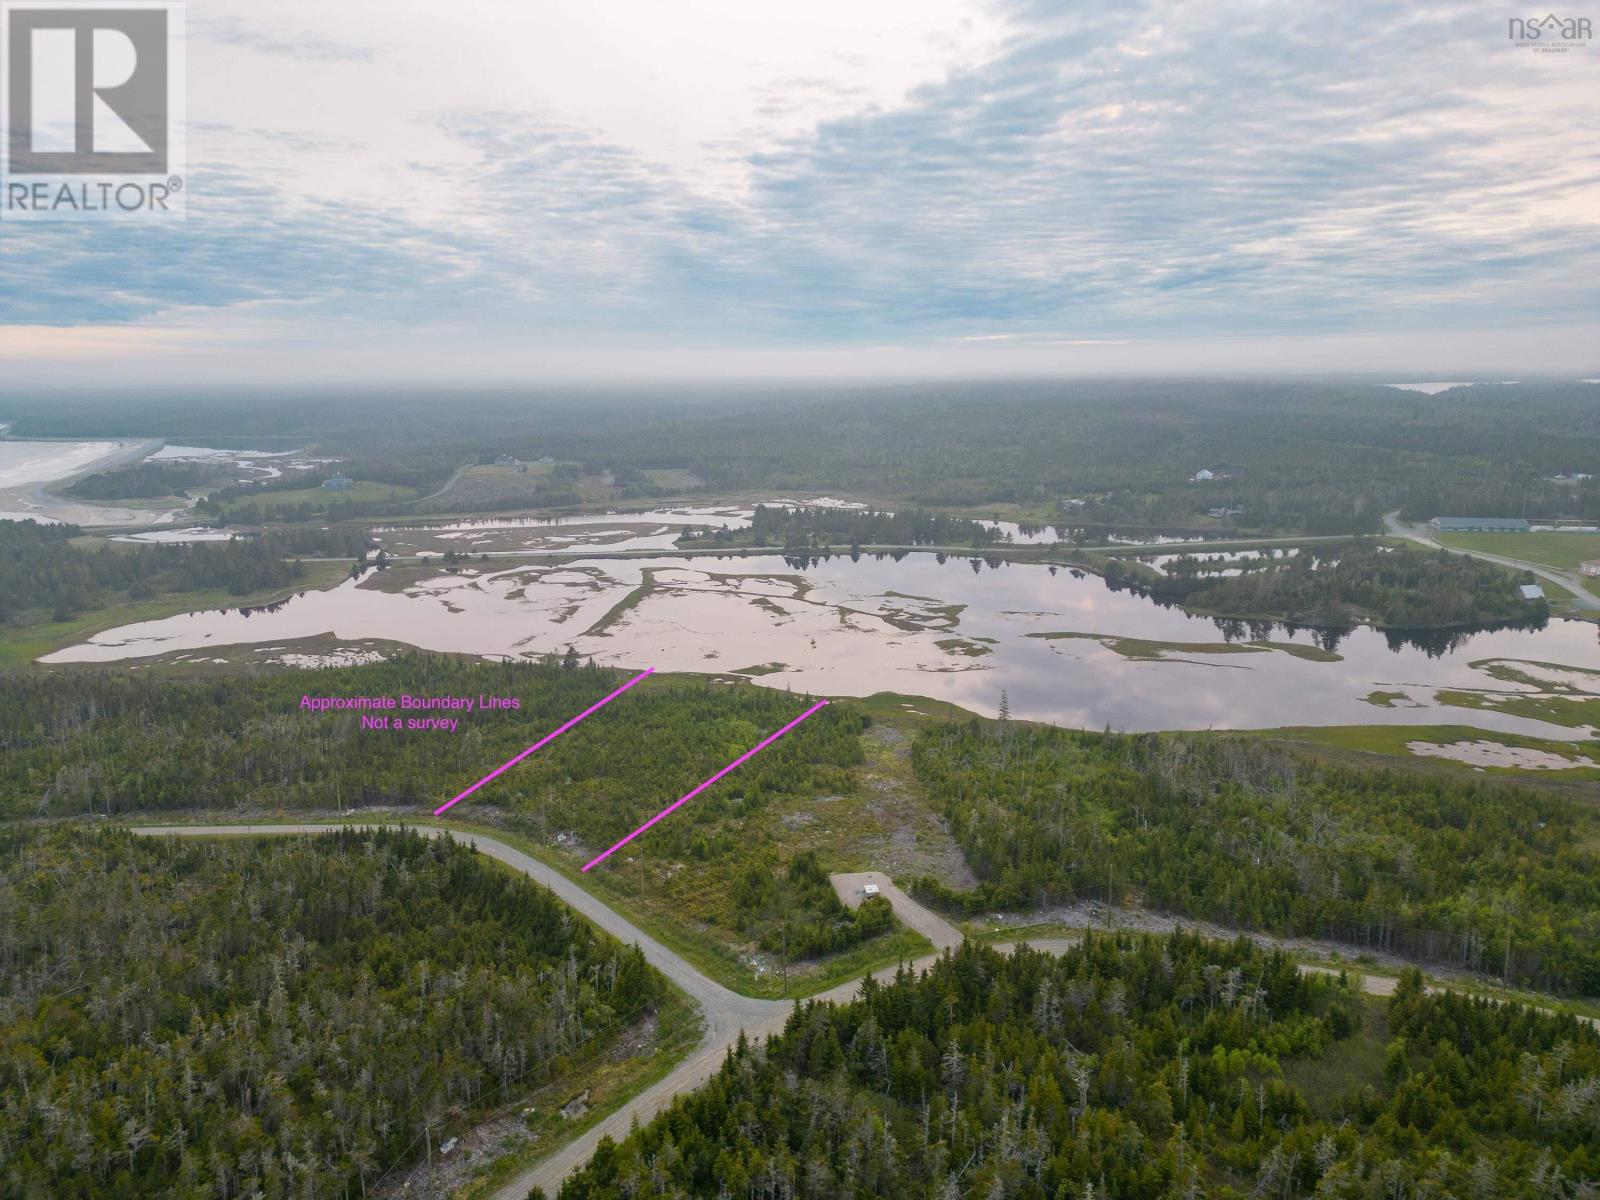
(1208, 506, 1245, 519)
(1582, 560, 1600, 578)
(1192, 469, 1215, 482)
(861, 883, 881, 898)
(1430, 516, 1529, 533)
(322, 474, 354, 491)
(1548, 471, 1594, 485)
(1519, 584, 1546, 601)
(495, 453, 520, 467)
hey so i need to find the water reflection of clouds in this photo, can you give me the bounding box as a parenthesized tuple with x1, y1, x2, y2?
(40, 551, 1600, 740)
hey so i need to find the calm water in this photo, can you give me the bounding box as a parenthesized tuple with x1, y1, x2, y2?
(42, 550, 1600, 738)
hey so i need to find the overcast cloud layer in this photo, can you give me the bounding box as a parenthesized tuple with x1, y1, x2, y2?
(1, 0, 1596, 382)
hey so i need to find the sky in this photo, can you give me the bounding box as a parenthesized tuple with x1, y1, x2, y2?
(1, 0, 1597, 384)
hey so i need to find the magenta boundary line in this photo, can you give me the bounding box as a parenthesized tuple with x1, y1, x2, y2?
(581, 698, 830, 872)
(434, 667, 655, 816)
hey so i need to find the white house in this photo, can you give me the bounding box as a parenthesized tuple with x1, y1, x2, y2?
(1582, 560, 1600, 578)
(1519, 584, 1545, 601)
(861, 883, 880, 898)
(1192, 469, 1214, 482)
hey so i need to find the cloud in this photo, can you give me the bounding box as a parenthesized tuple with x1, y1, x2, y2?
(196, 16, 375, 63)
(1, 0, 1596, 380)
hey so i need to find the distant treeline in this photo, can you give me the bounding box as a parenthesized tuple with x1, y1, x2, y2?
(682, 505, 1004, 551)
(9, 380, 1600, 534)
(909, 723, 1600, 994)
(553, 934, 1600, 1200)
(65, 461, 219, 499)
(1113, 543, 1549, 628)
(0, 519, 365, 624)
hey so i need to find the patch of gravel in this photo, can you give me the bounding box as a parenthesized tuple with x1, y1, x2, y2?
(858, 724, 977, 889)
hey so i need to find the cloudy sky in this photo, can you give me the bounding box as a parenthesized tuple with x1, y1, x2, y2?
(1, 0, 1596, 383)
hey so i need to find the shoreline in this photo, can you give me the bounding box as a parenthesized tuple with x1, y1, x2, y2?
(0, 435, 173, 526)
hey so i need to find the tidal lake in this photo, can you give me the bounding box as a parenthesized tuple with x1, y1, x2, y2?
(44, 543, 1600, 740)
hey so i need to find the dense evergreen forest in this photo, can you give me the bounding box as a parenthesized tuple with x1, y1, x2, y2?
(909, 724, 1600, 994)
(0, 521, 316, 624)
(0, 659, 885, 967)
(0, 657, 858, 828)
(0, 826, 666, 1200)
(65, 461, 221, 500)
(681, 506, 1005, 552)
(9, 380, 1600, 534)
(0, 519, 372, 627)
(553, 934, 1600, 1200)
(1123, 544, 1549, 628)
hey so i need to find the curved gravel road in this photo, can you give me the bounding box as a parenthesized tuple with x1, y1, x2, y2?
(1384, 510, 1600, 612)
(131, 822, 1590, 1199)
(130, 824, 960, 1198)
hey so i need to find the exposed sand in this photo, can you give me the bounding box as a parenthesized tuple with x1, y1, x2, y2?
(0, 436, 176, 525)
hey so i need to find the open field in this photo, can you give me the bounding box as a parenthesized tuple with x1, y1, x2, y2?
(218, 480, 418, 516)
(1438, 530, 1600, 572)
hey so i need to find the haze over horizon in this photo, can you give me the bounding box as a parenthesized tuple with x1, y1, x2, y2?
(2, 0, 1597, 384)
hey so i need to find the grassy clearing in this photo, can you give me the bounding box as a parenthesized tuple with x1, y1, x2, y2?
(1435, 689, 1600, 729)
(758, 719, 978, 887)
(844, 691, 986, 726)
(641, 468, 705, 490)
(0, 558, 349, 668)
(1282, 997, 1390, 1115)
(1437, 530, 1600, 572)
(217, 480, 417, 516)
